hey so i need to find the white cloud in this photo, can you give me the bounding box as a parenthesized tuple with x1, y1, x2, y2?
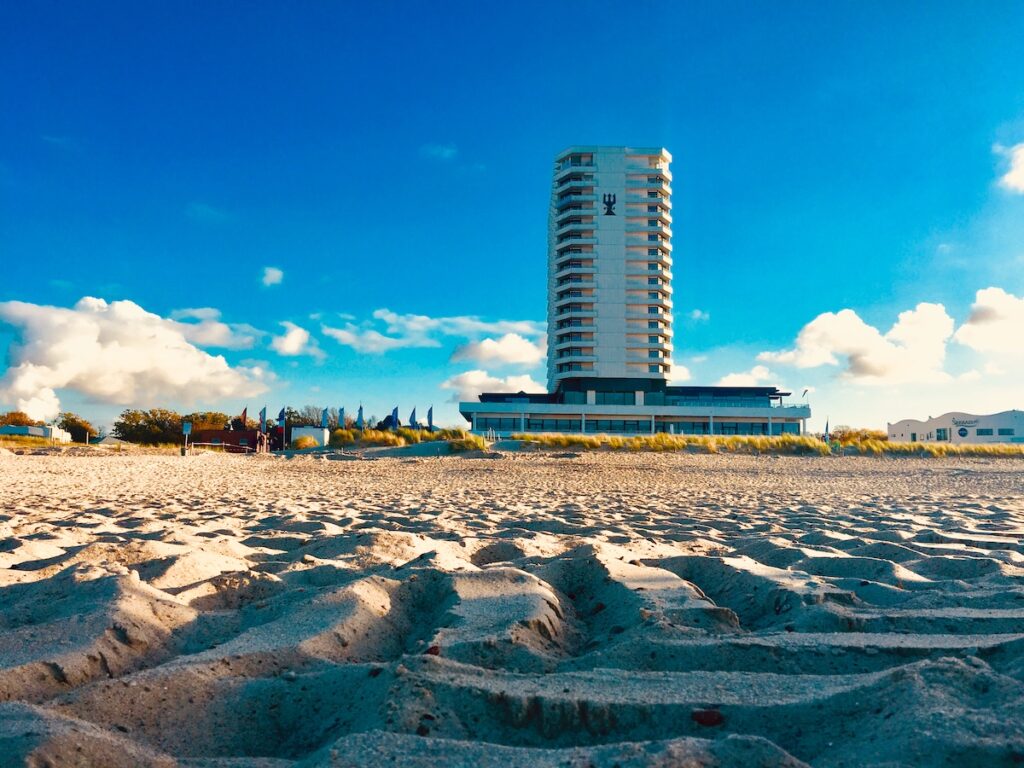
(374, 309, 544, 339)
(995, 143, 1024, 193)
(0, 297, 268, 421)
(717, 364, 774, 387)
(689, 309, 710, 322)
(270, 321, 324, 360)
(450, 333, 546, 366)
(440, 370, 545, 403)
(321, 324, 441, 354)
(262, 267, 284, 287)
(758, 302, 954, 384)
(323, 308, 545, 355)
(170, 307, 263, 350)
(420, 143, 458, 161)
(667, 362, 692, 384)
(953, 286, 1024, 359)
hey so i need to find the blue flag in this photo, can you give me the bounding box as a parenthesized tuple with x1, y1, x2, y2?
(339, 407, 345, 429)
(427, 406, 433, 432)
(321, 408, 329, 429)
(357, 405, 364, 430)
(391, 406, 399, 431)
(278, 408, 286, 429)
(409, 408, 417, 429)
(259, 406, 267, 434)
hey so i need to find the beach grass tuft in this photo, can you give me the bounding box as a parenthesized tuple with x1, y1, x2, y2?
(508, 432, 1024, 457)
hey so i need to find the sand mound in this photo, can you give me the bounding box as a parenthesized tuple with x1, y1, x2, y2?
(0, 453, 1022, 766)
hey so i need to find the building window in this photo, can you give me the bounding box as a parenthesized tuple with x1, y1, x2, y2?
(526, 418, 582, 432)
(648, 335, 660, 343)
(648, 249, 659, 257)
(647, 205, 658, 212)
(976, 428, 994, 436)
(936, 428, 949, 441)
(477, 417, 520, 432)
(647, 306, 659, 315)
(648, 350, 660, 358)
(595, 392, 635, 406)
(648, 364, 660, 373)
(998, 428, 1015, 436)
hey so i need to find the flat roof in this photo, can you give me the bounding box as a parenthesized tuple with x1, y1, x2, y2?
(555, 145, 671, 160)
(477, 385, 791, 404)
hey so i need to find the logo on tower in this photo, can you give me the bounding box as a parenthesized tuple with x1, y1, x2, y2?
(602, 193, 616, 215)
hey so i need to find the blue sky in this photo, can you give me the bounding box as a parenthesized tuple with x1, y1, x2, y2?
(2, 2, 1023, 430)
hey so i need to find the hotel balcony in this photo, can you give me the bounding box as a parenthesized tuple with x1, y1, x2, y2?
(626, 352, 669, 363)
(628, 238, 673, 253)
(554, 336, 595, 350)
(556, 159, 595, 174)
(626, 193, 671, 206)
(555, 236, 597, 248)
(626, 270, 672, 283)
(626, 221, 673, 236)
(626, 178, 672, 194)
(555, 244, 597, 257)
(554, 306, 597, 319)
(626, 310, 673, 322)
(556, 180, 597, 195)
(554, 263, 596, 279)
(555, 350, 596, 361)
(555, 217, 595, 233)
(555, 194, 597, 210)
(625, 278, 670, 290)
(556, 275, 596, 289)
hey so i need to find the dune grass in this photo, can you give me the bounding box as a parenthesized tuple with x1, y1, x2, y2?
(449, 434, 488, 452)
(0, 435, 58, 449)
(508, 432, 1024, 457)
(328, 428, 476, 449)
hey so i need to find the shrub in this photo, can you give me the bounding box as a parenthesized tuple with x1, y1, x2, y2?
(329, 429, 355, 447)
(357, 429, 405, 447)
(291, 435, 319, 450)
(450, 434, 487, 452)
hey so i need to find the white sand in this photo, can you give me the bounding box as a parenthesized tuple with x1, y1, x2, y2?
(1, 450, 1022, 767)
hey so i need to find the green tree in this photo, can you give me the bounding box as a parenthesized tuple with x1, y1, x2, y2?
(57, 412, 97, 443)
(112, 408, 183, 444)
(0, 411, 41, 427)
(181, 411, 231, 431)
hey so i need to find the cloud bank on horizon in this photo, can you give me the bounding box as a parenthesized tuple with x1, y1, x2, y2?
(1, 284, 1021, 424)
(0, 298, 269, 420)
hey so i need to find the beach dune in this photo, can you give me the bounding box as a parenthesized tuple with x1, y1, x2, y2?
(1, 451, 1022, 766)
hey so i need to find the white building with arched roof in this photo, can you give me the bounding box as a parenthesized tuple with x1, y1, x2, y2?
(887, 411, 1023, 444)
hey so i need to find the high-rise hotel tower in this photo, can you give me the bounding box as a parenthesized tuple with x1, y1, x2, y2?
(548, 146, 673, 391)
(459, 145, 811, 436)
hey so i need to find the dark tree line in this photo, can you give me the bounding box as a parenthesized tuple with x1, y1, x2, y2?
(111, 409, 259, 444)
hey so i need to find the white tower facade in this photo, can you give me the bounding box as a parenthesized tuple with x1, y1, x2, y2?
(547, 146, 673, 391)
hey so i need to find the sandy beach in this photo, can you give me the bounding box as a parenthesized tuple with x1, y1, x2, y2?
(1, 450, 1023, 766)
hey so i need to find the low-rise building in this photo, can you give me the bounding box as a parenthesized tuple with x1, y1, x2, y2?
(0, 425, 72, 443)
(887, 410, 1023, 444)
(461, 384, 809, 437)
